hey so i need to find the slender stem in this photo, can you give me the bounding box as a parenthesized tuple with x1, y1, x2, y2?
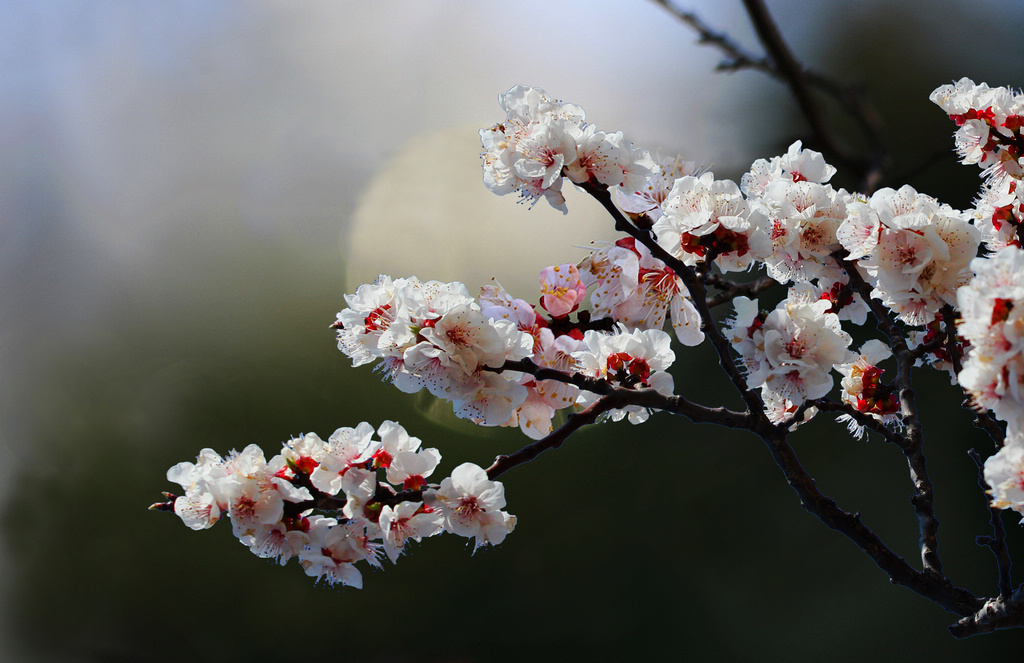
(968, 449, 1014, 598)
(492, 358, 750, 430)
(757, 423, 982, 616)
(486, 397, 617, 481)
(812, 398, 908, 450)
(739, 0, 859, 172)
(837, 254, 944, 575)
(580, 181, 767, 420)
(704, 274, 779, 308)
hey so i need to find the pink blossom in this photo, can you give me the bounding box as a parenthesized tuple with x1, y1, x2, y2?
(539, 264, 587, 318)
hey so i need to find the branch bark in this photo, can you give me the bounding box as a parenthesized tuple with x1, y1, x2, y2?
(969, 449, 1014, 599)
(757, 423, 983, 617)
(580, 181, 768, 421)
(838, 254, 944, 575)
(651, 0, 887, 191)
(485, 397, 618, 481)
(949, 586, 1024, 637)
(492, 358, 751, 430)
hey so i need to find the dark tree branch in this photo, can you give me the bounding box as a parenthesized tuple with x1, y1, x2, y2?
(486, 397, 618, 481)
(757, 423, 982, 616)
(836, 254, 944, 576)
(949, 587, 1024, 638)
(651, 0, 887, 191)
(492, 358, 750, 430)
(968, 449, 1014, 599)
(940, 304, 964, 377)
(491, 357, 616, 396)
(498, 357, 988, 623)
(737, 0, 888, 190)
(740, 0, 833, 151)
(969, 401, 1008, 449)
(739, 0, 881, 187)
(908, 334, 948, 361)
(576, 180, 994, 619)
(812, 398, 909, 450)
(579, 181, 768, 421)
(704, 273, 779, 308)
(373, 485, 428, 508)
(648, 0, 773, 75)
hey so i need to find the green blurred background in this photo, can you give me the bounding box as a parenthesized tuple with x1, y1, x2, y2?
(2, 1, 1024, 660)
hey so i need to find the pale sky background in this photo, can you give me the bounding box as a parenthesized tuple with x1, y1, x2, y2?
(0, 0, 767, 455)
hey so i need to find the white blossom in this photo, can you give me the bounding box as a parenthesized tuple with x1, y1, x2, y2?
(428, 463, 516, 549)
(654, 172, 770, 272)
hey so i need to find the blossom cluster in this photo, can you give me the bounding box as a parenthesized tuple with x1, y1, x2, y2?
(480, 85, 657, 212)
(334, 268, 679, 439)
(577, 132, 872, 420)
(491, 88, 881, 426)
(488, 86, 1003, 436)
(931, 78, 1024, 252)
(726, 286, 855, 423)
(834, 338, 901, 437)
(334, 276, 534, 431)
(159, 421, 515, 588)
(742, 141, 847, 285)
(578, 237, 704, 346)
(477, 84, 1024, 455)
(921, 78, 1024, 518)
(653, 170, 769, 272)
(740, 143, 978, 330)
(839, 185, 979, 327)
(157, 79, 1024, 599)
(930, 79, 1024, 518)
(958, 248, 1024, 518)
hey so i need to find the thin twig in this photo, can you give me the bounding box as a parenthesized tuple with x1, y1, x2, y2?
(705, 274, 779, 308)
(492, 358, 751, 430)
(580, 181, 767, 420)
(968, 449, 1014, 598)
(650, 0, 887, 191)
(837, 254, 944, 576)
(486, 397, 617, 481)
(757, 423, 982, 617)
(813, 398, 909, 450)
